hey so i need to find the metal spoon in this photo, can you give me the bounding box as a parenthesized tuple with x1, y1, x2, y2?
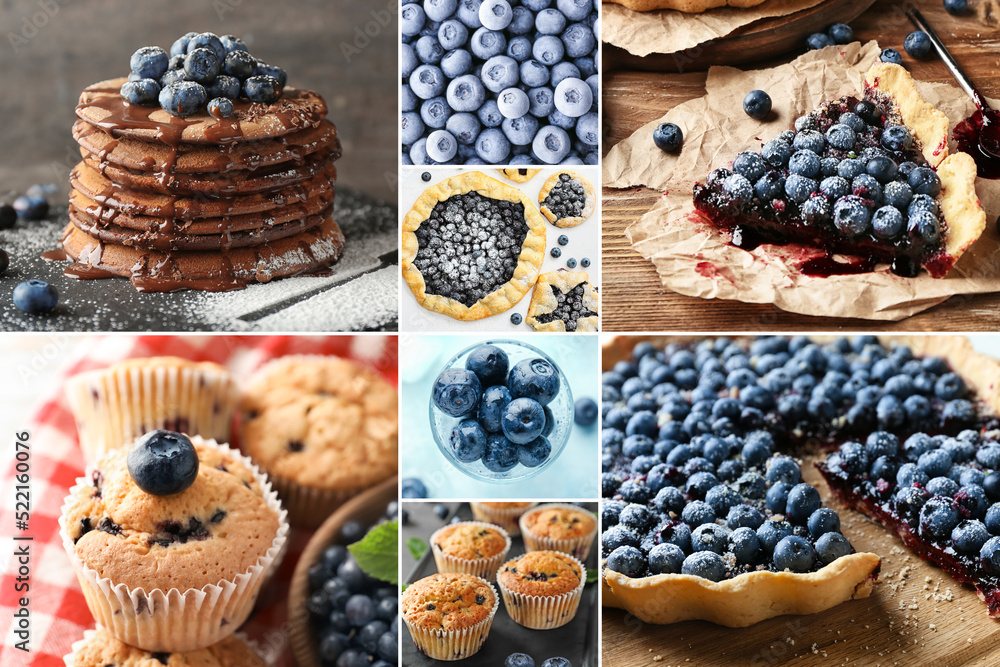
(906, 8, 1000, 159)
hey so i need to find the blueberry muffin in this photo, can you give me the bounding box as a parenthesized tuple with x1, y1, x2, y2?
(520, 503, 597, 561)
(496, 550, 586, 629)
(64, 627, 264, 667)
(60, 431, 287, 652)
(470, 501, 537, 536)
(401, 572, 498, 661)
(239, 355, 398, 527)
(65, 356, 237, 463)
(430, 521, 511, 582)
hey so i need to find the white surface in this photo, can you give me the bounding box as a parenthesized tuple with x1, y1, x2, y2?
(399, 166, 601, 332)
(399, 333, 600, 499)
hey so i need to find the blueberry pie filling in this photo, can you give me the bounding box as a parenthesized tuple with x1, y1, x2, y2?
(539, 171, 596, 229)
(692, 63, 984, 278)
(526, 271, 599, 333)
(402, 172, 546, 321)
(533, 284, 597, 332)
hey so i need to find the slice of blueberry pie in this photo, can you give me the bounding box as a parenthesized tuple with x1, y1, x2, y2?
(693, 63, 985, 278)
(526, 270, 599, 333)
(499, 168, 541, 184)
(539, 171, 597, 228)
(402, 172, 547, 321)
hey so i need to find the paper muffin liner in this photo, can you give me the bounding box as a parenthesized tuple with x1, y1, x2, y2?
(403, 577, 499, 661)
(470, 502, 538, 536)
(65, 359, 237, 463)
(430, 521, 512, 582)
(519, 503, 598, 561)
(242, 354, 397, 529)
(497, 552, 587, 630)
(58, 437, 289, 653)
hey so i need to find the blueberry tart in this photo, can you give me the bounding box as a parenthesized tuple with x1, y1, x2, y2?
(402, 172, 547, 321)
(693, 63, 985, 278)
(499, 168, 541, 184)
(538, 171, 597, 228)
(525, 271, 599, 333)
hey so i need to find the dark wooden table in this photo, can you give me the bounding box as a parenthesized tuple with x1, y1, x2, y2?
(602, 0, 1000, 331)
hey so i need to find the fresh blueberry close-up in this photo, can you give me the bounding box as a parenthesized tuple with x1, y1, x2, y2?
(126, 430, 200, 496)
(743, 90, 772, 120)
(653, 122, 683, 152)
(13, 280, 58, 314)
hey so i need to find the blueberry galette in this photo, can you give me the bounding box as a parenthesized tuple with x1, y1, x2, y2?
(526, 271, 599, 333)
(499, 168, 541, 184)
(539, 171, 596, 228)
(693, 63, 985, 278)
(402, 172, 547, 321)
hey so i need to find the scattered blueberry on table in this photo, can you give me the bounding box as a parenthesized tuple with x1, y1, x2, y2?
(580, 257, 590, 268)
(880, 48, 903, 65)
(575, 397, 598, 427)
(743, 90, 772, 120)
(805, 32, 834, 50)
(827, 23, 855, 44)
(121, 32, 287, 117)
(402, 477, 429, 498)
(308, 502, 399, 667)
(944, 0, 967, 15)
(510, 312, 523, 325)
(566, 257, 577, 268)
(550, 246, 562, 258)
(402, 0, 599, 165)
(558, 234, 569, 246)
(653, 122, 683, 153)
(904, 31, 932, 59)
(12, 280, 58, 314)
(0, 203, 16, 230)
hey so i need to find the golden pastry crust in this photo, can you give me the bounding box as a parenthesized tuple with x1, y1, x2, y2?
(526, 271, 600, 332)
(538, 171, 596, 228)
(602, 553, 881, 627)
(401, 171, 547, 321)
(433, 523, 510, 560)
(499, 168, 541, 183)
(64, 627, 265, 667)
(603, 0, 767, 14)
(863, 63, 985, 277)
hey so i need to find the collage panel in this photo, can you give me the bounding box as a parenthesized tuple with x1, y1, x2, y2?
(0, 0, 397, 332)
(401, 500, 598, 666)
(600, 334, 1000, 665)
(400, 167, 600, 332)
(400, 333, 600, 500)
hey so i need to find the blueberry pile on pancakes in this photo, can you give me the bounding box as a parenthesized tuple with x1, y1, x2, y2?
(63, 32, 345, 292)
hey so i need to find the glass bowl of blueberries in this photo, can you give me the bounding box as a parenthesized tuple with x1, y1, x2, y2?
(429, 340, 573, 484)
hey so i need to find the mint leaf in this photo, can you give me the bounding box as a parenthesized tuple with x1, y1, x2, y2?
(407, 537, 429, 562)
(348, 520, 398, 585)
(586, 568, 599, 584)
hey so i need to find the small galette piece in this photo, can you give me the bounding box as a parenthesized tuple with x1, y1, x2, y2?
(526, 270, 599, 333)
(539, 171, 597, 228)
(499, 168, 541, 183)
(692, 63, 985, 278)
(402, 171, 546, 321)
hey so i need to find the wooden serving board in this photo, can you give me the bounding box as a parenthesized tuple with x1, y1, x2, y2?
(601, 335, 1000, 666)
(603, 0, 877, 73)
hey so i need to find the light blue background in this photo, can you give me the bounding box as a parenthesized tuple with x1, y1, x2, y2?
(400, 333, 600, 499)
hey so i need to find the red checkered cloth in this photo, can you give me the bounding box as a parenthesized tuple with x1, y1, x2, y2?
(0, 335, 398, 667)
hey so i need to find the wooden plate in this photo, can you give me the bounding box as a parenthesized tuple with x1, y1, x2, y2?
(602, 0, 878, 72)
(287, 475, 398, 667)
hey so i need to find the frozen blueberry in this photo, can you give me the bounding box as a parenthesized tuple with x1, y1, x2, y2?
(532, 34, 564, 65)
(476, 127, 511, 163)
(554, 77, 593, 117)
(533, 125, 571, 164)
(432, 368, 482, 417)
(479, 0, 513, 30)
(653, 122, 683, 152)
(127, 430, 199, 496)
(880, 48, 903, 65)
(410, 64, 446, 99)
(402, 3, 427, 36)
(497, 87, 530, 119)
(426, 129, 458, 162)
(535, 8, 567, 35)
(743, 89, 772, 120)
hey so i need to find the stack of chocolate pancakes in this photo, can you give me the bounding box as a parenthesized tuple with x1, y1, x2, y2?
(64, 77, 345, 292)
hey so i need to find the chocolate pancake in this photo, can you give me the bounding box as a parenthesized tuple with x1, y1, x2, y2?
(70, 161, 335, 221)
(69, 188, 334, 236)
(68, 204, 331, 252)
(73, 119, 340, 174)
(81, 148, 335, 196)
(61, 216, 345, 292)
(76, 78, 329, 144)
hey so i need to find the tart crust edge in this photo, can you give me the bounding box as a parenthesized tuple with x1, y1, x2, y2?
(401, 171, 547, 322)
(539, 171, 597, 229)
(526, 270, 600, 332)
(934, 151, 986, 277)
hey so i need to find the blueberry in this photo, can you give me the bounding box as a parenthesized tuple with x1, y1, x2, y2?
(920, 496, 962, 540)
(401, 478, 428, 499)
(815, 532, 852, 564)
(12, 280, 57, 313)
(553, 77, 593, 118)
(0, 203, 15, 229)
(184, 47, 220, 84)
(126, 430, 199, 496)
(170, 32, 198, 58)
(733, 151, 767, 182)
(510, 313, 523, 325)
(541, 659, 572, 667)
(743, 89, 772, 119)
(410, 64, 446, 99)
(944, 0, 967, 15)
(206, 75, 240, 101)
(837, 157, 866, 180)
(508, 358, 560, 405)
(761, 139, 792, 167)
(648, 542, 685, 574)
(827, 23, 855, 44)
(501, 397, 546, 445)
(882, 125, 913, 152)
(653, 122, 683, 152)
(907, 167, 941, 196)
(883, 181, 913, 210)
(243, 75, 282, 104)
(785, 483, 822, 524)
(607, 545, 646, 577)
(475, 127, 511, 163)
(807, 508, 841, 537)
(806, 33, 834, 50)
(826, 123, 857, 150)
(536, 8, 567, 34)
(681, 551, 726, 581)
(723, 174, 754, 204)
(908, 193, 938, 218)
(773, 535, 816, 572)
(401, 112, 425, 146)
(506, 654, 536, 667)
(820, 176, 850, 200)
(903, 30, 932, 59)
(120, 78, 161, 106)
(451, 419, 488, 462)
(755, 172, 786, 201)
(575, 397, 598, 427)
(880, 48, 903, 65)
(483, 433, 519, 472)
(852, 174, 882, 201)
(158, 81, 207, 116)
(207, 97, 235, 119)
(833, 195, 872, 236)
(908, 210, 940, 243)
(784, 174, 817, 203)
(871, 206, 904, 239)
(517, 435, 551, 467)
(130, 46, 169, 80)
(793, 129, 825, 153)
